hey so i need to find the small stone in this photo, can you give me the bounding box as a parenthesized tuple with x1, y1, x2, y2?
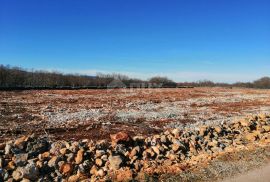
(25, 137, 50, 157)
(96, 140, 109, 149)
(60, 148, 67, 155)
(82, 139, 89, 143)
(60, 163, 73, 175)
(75, 149, 84, 164)
(50, 141, 67, 155)
(167, 153, 178, 161)
(145, 148, 156, 157)
(133, 160, 141, 171)
(68, 175, 80, 182)
(5, 143, 12, 155)
(36, 161, 43, 168)
(48, 156, 59, 167)
(152, 146, 160, 155)
(116, 169, 133, 181)
(12, 168, 24, 181)
(262, 126, 270, 132)
(101, 154, 108, 161)
(239, 119, 250, 127)
(21, 179, 31, 182)
(2, 170, 9, 181)
(144, 148, 155, 158)
(245, 132, 260, 141)
(0, 157, 3, 168)
(23, 163, 39, 180)
(171, 128, 180, 137)
(211, 146, 221, 152)
(129, 146, 140, 158)
(258, 113, 267, 120)
(14, 136, 27, 149)
(199, 126, 208, 136)
(69, 142, 79, 153)
(96, 150, 105, 158)
(173, 140, 187, 152)
(116, 144, 129, 155)
(214, 126, 222, 134)
(97, 169, 105, 177)
(58, 161, 65, 168)
(66, 153, 75, 162)
(13, 153, 28, 166)
(109, 155, 123, 170)
(39, 151, 50, 160)
(208, 140, 218, 147)
(90, 165, 98, 175)
(164, 159, 173, 166)
(110, 132, 131, 146)
(95, 158, 103, 167)
(160, 135, 167, 143)
(7, 161, 15, 170)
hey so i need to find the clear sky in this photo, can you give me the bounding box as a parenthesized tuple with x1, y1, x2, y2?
(0, 0, 269, 83)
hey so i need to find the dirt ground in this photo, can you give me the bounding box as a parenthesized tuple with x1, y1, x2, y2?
(222, 163, 270, 182)
(1, 87, 270, 142)
(162, 145, 270, 182)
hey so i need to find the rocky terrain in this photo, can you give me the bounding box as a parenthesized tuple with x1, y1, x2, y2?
(1, 88, 270, 142)
(1, 114, 270, 181)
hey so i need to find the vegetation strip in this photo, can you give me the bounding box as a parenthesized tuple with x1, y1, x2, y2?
(1, 65, 270, 90)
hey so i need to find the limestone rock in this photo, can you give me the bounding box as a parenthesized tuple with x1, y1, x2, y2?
(23, 163, 39, 181)
(12, 163, 39, 181)
(262, 125, 270, 132)
(152, 146, 160, 155)
(110, 132, 131, 146)
(96, 150, 105, 158)
(90, 165, 98, 175)
(5, 143, 12, 155)
(109, 155, 123, 170)
(60, 163, 73, 175)
(75, 149, 84, 164)
(21, 178, 31, 182)
(60, 148, 67, 155)
(171, 128, 180, 137)
(129, 146, 140, 158)
(13, 153, 28, 166)
(39, 151, 50, 161)
(50, 141, 68, 155)
(239, 119, 250, 127)
(95, 158, 103, 167)
(14, 136, 27, 149)
(68, 175, 80, 182)
(48, 156, 59, 167)
(115, 169, 133, 181)
(199, 126, 208, 136)
(97, 169, 105, 177)
(12, 168, 24, 181)
(214, 126, 222, 134)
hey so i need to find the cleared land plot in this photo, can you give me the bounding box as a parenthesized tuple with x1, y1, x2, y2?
(1, 87, 270, 142)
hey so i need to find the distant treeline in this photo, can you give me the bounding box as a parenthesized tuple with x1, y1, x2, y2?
(0, 65, 270, 90)
(0, 65, 176, 89)
(177, 78, 270, 89)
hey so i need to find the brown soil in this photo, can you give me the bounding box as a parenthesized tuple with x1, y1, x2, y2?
(1, 87, 270, 142)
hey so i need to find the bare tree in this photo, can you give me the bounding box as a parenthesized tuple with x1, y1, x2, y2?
(149, 76, 177, 88)
(253, 77, 270, 89)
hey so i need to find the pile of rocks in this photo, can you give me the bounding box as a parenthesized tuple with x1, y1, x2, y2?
(1, 114, 270, 181)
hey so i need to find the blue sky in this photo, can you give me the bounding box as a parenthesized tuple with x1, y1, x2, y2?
(0, 0, 269, 83)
